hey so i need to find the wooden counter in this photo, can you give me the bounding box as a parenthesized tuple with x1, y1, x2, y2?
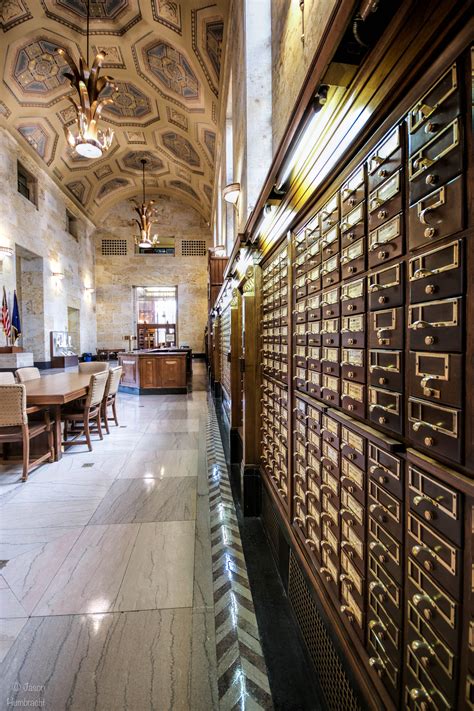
(118, 351, 187, 394)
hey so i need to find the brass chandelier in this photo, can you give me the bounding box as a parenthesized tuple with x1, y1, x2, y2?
(134, 159, 160, 249)
(58, 0, 116, 158)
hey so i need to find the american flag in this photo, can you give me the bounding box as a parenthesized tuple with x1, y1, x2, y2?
(2, 287, 11, 340)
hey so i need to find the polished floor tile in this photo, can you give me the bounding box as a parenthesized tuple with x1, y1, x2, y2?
(4, 480, 111, 504)
(138, 432, 201, 450)
(118, 449, 199, 478)
(0, 586, 26, 618)
(0, 617, 27, 663)
(145, 418, 201, 432)
(0, 609, 193, 710)
(115, 521, 195, 611)
(33, 524, 139, 616)
(0, 499, 102, 529)
(90, 477, 197, 524)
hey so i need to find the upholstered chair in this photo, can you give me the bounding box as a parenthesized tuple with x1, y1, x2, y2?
(62, 371, 108, 451)
(0, 372, 15, 384)
(102, 366, 122, 433)
(78, 362, 109, 374)
(0, 384, 54, 481)
(16, 367, 41, 383)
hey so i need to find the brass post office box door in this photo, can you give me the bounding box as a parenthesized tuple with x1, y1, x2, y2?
(368, 126, 403, 191)
(341, 165, 365, 216)
(369, 349, 403, 392)
(342, 347, 366, 384)
(408, 64, 460, 155)
(369, 263, 404, 310)
(341, 277, 366, 316)
(409, 463, 462, 547)
(409, 119, 463, 203)
(408, 514, 461, 600)
(368, 444, 403, 500)
(369, 307, 404, 349)
(368, 171, 403, 231)
(408, 176, 464, 251)
(409, 238, 463, 302)
(342, 314, 365, 348)
(408, 351, 462, 409)
(408, 397, 462, 463)
(369, 213, 404, 268)
(408, 297, 463, 352)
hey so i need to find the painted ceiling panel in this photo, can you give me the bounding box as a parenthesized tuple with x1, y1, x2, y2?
(0, 0, 227, 220)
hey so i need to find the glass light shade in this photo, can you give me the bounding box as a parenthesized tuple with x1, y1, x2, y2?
(223, 182, 240, 205)
(76, 141, 103, 158)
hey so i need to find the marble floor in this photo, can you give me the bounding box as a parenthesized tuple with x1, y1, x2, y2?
(0, 363, 222, 710)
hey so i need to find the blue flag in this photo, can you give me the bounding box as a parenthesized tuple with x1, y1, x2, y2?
(11, 290, 21, 343)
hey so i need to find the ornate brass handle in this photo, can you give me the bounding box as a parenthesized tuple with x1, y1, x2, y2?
(412, 267, 435, 280)
(369, 403, 395, 413)
(412, 544, 436, 571)
(409, 319, 432, 330)
(409, 688, 431, 703)
(411, 639, 435, 662)
(340, 605, 354, 623)
(412, 593, 435, 620)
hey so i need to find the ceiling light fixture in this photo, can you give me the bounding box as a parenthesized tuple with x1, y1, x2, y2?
(0, 246, 13, 258)
(134, 159, 159, 249)
(58, 0, 116, 159)
(223, 182, 241, 205)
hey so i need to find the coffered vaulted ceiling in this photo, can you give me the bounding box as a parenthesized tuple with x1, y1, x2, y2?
(0, 0, 226, 220)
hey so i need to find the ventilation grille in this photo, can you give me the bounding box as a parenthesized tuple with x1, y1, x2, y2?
(288, 552, 362, 711)
(181, 239, 206, 256)
(101, 239, 127, 256)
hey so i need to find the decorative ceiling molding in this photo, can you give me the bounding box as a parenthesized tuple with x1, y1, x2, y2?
(39, 0, 141, 36)
(151, 0, 182, 35)
(16, 116, 58, 165)
(191, 6, 223, 97)
(1, 0, 32, 32)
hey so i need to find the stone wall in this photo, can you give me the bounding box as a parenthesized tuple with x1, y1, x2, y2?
(94, 196, 212, 354)
(0, 129, 97, 363)
(271, 0, 338, 151)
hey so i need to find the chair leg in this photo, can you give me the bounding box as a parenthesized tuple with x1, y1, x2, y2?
(96, 412, 103, 440)
(103, 402, 110, 435)
(84, 416, 92, 452)
(22, 425, 30, 482)
(112, 398, 119, 426)
(47, 425, 54, 462)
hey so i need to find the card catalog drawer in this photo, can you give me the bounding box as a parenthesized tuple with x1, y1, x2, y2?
(341, 164, 365, 216)
(307, 293, 322, 321)
(341, 522, 365, 575)
(368, 126, 403, 191)
(322, 414, 341, 446)
(408, 398, 461, 463)
(369, 518, 403, 585)
(409, 239, 463, 302)
(341, 277, 365, 316)
(294, 398, 307, 422)
(369, 387, 403, 435)
(340, 578, 365, 639)
(405, 657, 452, 711)
(306, 320, 321, 347)
(321, 318, 340, 347)
(341, 457, 364, 505)
(341, 347, 365, 384)
(341, 488, 365, 540)
(294, 366, 307, 392)
(408, 176, 463, 250)
(409, 463, 462, 548)
(321, 377, 341, 406)
(369, 171, 403, 230)
(368, 637, 401, 704)
(319, 194, 340, 234)
(408, 351, 462, 408)
(342, 380, 365, 417)
(307, 402, 324, 433)
(369, 349, 403, 392)
(321, 224, 340, 260)
(368, 263, 404, 310)
(321, 254, 340, 288)
(408, 64, 460, 154)
(369, 307, 404, 349)
(306, 369, 321, 399)
(294, 345, 306, 368)
(340, 203, 366, 248)
(369, 480, 402, 539)
(369, 555, 402, 625)
(408, 297, 462, 352)
(320, 544, 340, 596)
(306, 264, 322, 295)
(368, 605, 402, 666)
(369, 213, 404, 268)
(321, 286, 340, 319)
(341, 238, 366, 279)
(321, 346, 340, 377)
(368, 444, 403, 500)
(341, 425, 366, 467)
(407, 558, 459, 650)
(342, 314, 365, 348)
(341, 548, 365, 610)
(408, 514, 461, 600)
(409, 119, 462, 203)
(307, 345, 322, 370)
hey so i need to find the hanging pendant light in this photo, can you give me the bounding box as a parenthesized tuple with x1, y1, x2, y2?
(134, 159, 159, 249)
(58, 0, 116, 158)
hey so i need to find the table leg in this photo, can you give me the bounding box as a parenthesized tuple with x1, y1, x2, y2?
(53, 405, 62, 461)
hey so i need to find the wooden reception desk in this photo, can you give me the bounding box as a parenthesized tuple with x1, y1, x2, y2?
(118, 350, 188, 394)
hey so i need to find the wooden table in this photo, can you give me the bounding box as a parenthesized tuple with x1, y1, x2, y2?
(24, 373, 91, 460)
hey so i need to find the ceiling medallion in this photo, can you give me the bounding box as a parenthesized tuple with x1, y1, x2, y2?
(58, 0, 116, 158)
(134, 159, 160, 249)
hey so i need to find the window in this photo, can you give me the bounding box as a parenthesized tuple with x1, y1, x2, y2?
(66, 210, 79, 240)
(136, 236, 175, 255)
(17, 161, 37, 206)
(135, 286, 178, 348)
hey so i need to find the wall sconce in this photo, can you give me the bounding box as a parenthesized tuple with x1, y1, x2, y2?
(0, 246, 13, 258)
(223, 182, 241, 206)
(85, 286, 95, 293)
(52, 271, 65, 280)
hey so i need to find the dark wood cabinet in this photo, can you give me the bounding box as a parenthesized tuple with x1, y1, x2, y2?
(118, 352, 187, 393)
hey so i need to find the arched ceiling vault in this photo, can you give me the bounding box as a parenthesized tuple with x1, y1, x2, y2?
(0, 0, 227, 221)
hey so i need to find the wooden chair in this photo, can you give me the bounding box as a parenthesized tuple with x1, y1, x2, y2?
(0, 384, 54, 481)
(0, 373, 15, 384)
(102, 366, 122, 434)
(16, 367, 41, 383)
(78, 362, 108, 374)
(62, 371, 108, 451)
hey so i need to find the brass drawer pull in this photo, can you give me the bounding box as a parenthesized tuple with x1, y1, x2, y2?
(412, 544, 436, 572)
(369, 581, 387, 601)
(409, 688, 431, 704)
(368, 620, 386, 639)
(369, 657, 385, 677)
(369, 541, 388, 563)
(340, 605, 354, 623)
(411, 639, 435, 664)
(412, 593, 436, 621)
